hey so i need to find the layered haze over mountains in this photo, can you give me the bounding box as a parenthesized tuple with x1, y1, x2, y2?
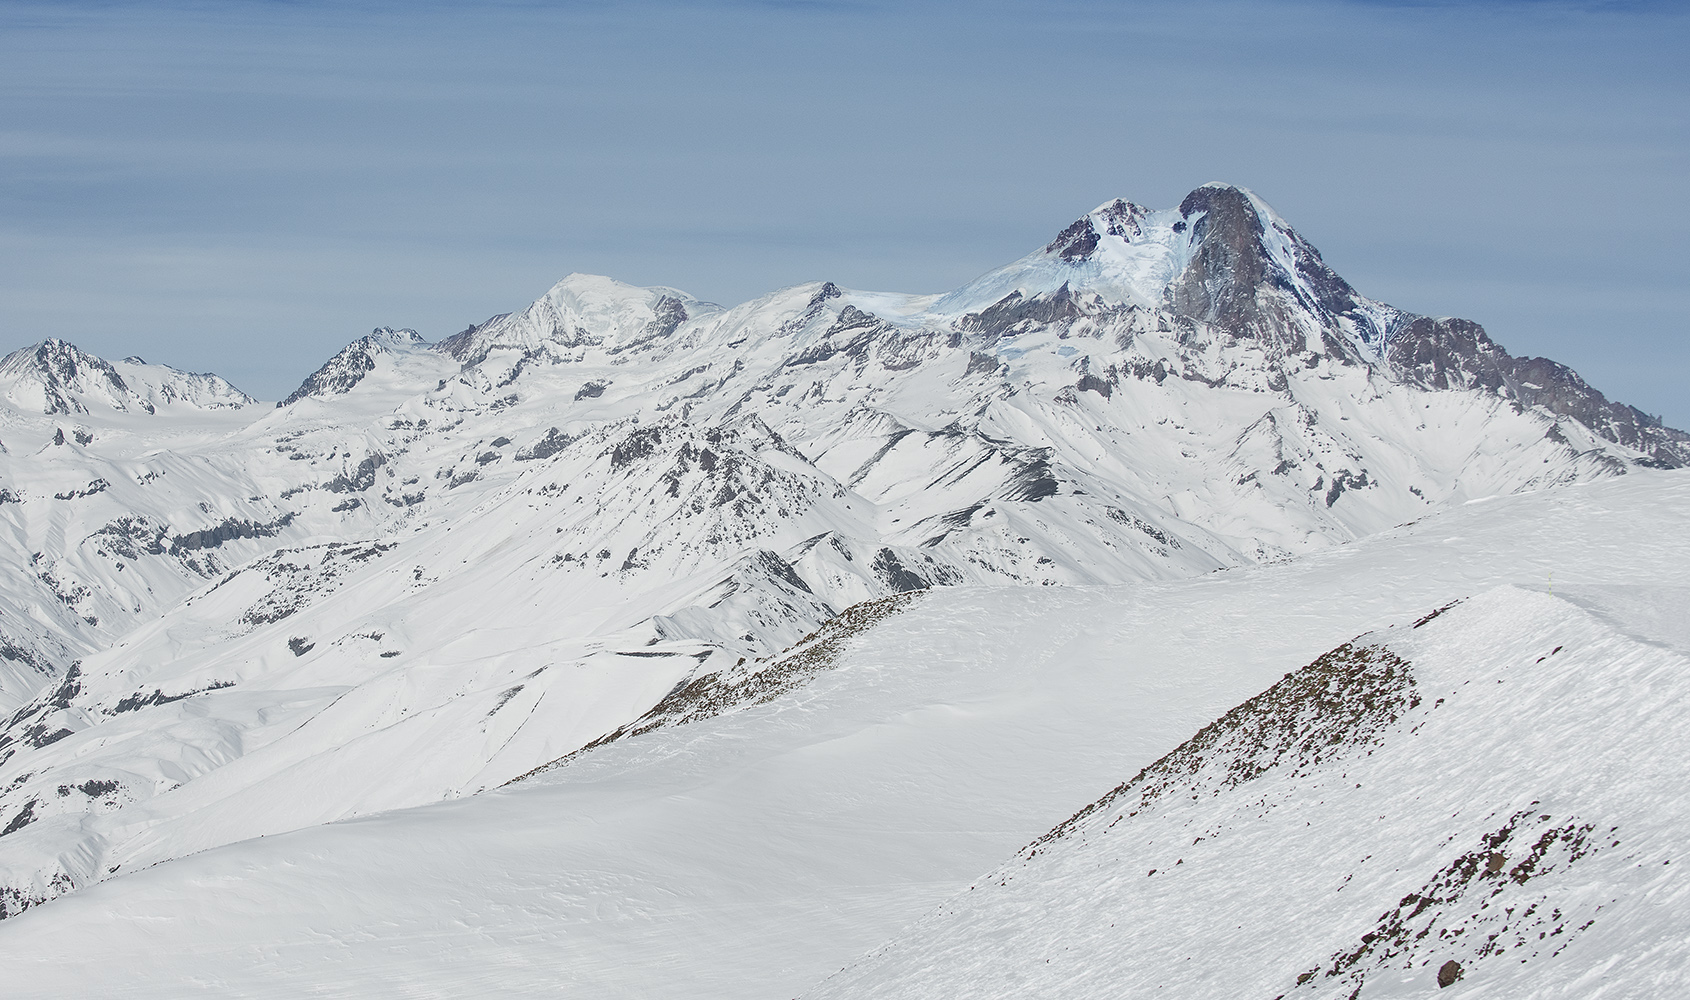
(0, 186, 1685, 997)
(6, 1, 1687, 431)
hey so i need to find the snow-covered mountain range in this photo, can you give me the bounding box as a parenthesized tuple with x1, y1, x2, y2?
(0, 184, 1683, 995)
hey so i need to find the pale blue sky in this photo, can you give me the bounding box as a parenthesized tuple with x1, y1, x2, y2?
(2, 0, 1686, 425)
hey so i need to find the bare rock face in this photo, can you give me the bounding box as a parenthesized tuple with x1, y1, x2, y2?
(1167, 185, 1391, 364)
(1172, 185, 1277, 340)
(959, 284, 1100, 343)
(1044, 217, 1101, 261)
(435, 313, 510, 363)
(1385, 316, 1690, 466)
(1385, 316, 1507, 392)
(1437, 959, 1464, 987)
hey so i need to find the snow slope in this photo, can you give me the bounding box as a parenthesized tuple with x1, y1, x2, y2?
(809, 582, 1690, 999)
(0, 470, 1683, 998)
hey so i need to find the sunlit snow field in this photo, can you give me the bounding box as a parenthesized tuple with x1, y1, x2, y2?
(2, 471, 1684, 998)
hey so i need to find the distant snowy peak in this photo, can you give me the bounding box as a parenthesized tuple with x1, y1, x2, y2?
(436, 273, 720, 367)
(366, 326, 429, 349)
(262, 183, 1687, 468)
(937, 184, 1397, 355)
(1169, 184, 1402, 354)
(0, 339, 254, 416)
(277, 327, 431, 407)
(0, 340, 127, 415)
(932, 199, 1186, 316)
(931, 183, 1688, 466)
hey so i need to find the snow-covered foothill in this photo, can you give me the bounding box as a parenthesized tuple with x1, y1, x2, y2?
(0, 471, 1684, 998)
(808, 583, 1690, 999)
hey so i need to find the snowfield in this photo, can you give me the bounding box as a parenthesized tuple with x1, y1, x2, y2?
(0, 183, 1684, 996)
(809, 580, 1690, 1000)
(1, 472, 1685, 998)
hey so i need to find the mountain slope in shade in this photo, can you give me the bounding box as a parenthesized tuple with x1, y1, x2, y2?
(0, 184, 1683, 925)
(0, 471, 1683, 998)
(805, 584, 1689, 1000)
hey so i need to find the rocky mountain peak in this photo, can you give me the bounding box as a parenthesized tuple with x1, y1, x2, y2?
(1043, 217, 1101, 261)
(0, 340, 130, 415)
(278, 327, 440, 407)
(930, 184, 1686, 465)
(1039, 200, 1153, 264)
(0, 340, 253, 416)
(1163, 182, 1391, 364)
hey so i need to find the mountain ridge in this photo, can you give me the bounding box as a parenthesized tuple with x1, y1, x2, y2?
(0, 339, 255, 418)
(273, 183, 1687, 465)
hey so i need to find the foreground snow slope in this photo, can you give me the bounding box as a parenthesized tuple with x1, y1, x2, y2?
(1, 471, 1684, 998)
(809, 584, 1690, 999)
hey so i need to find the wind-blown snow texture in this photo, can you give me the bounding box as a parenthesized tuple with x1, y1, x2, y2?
(0, 185, 1683, 990)
(807, 583, 1690, 999)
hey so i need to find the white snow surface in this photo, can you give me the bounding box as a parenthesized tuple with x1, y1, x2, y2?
(0, 471, 1685, 998)
(809, 580, 1690, 1000)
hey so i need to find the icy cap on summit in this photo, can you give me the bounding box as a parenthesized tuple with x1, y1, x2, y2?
(932, 183, 1289, 317)
(437, 274, 722, 366)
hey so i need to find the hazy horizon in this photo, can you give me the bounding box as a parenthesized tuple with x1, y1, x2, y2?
(3, 0, 1686, 426)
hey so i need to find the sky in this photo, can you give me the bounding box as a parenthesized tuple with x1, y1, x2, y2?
(1, 0, 1686, 426)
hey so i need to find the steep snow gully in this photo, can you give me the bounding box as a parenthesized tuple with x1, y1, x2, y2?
(0, 184, 1684, 997)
